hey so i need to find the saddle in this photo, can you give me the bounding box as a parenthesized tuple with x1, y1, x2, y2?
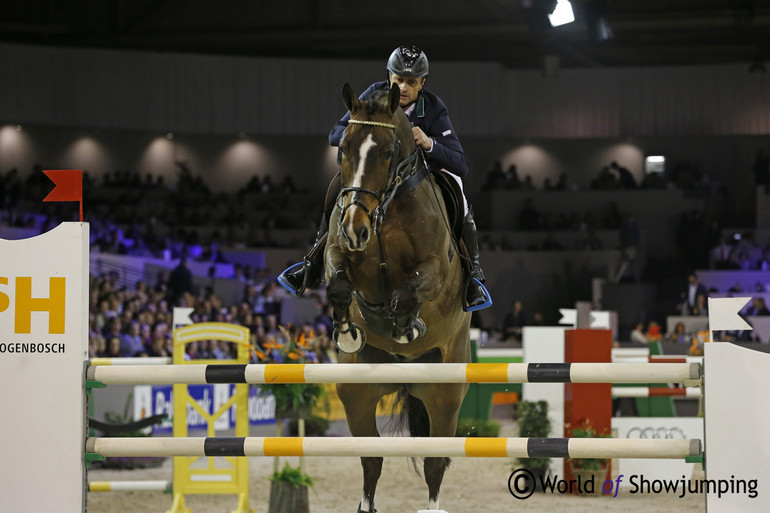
(430, 171, 472, 277)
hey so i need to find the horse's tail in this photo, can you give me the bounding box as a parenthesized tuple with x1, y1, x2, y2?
(394, 385, 451, 475)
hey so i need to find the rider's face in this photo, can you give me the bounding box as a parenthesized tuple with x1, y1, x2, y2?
(389, 73, 425, 107)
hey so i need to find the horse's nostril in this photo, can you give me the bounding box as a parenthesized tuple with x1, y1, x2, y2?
(357, 226, 369, 242)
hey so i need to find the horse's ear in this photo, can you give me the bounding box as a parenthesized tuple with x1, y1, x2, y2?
(342, 83, 358, 113)
(388, 82, 400, 115)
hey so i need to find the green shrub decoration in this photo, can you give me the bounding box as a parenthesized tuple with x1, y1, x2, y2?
(565, 418, 610, 470)
(270, 463, 315, 489)
(455, 418, 501, 437)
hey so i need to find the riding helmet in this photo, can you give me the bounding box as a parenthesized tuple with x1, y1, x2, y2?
(386, 45, 429, 78)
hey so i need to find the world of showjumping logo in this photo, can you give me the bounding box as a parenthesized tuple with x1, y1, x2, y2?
(507, 469, 758, 500)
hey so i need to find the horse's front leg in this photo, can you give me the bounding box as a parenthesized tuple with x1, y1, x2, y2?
(390, 256, 443, 344)
(337, 378, 398, 513)
(326, 247, 366, 353)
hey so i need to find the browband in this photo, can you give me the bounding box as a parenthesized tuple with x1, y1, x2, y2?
(347, 119, 396, 129)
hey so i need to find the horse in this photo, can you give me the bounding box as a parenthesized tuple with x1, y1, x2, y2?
(324, 82, 472, 513)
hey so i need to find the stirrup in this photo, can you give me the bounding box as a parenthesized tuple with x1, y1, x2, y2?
(463, 278, 492, 312)
(277, 261, 307, 296)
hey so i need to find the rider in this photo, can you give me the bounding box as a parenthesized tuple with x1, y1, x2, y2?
(279, 45, 491, 312)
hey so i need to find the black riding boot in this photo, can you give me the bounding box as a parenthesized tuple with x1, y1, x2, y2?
(278, 214, 328, 296)
(278, 174, 341, 296)
(462, 207, 492, 312)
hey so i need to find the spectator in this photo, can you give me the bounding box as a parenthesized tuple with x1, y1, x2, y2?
(690, 293, 708, 316)
(645, 321, 663, 341)
(167, 258, 194, 304)
(611, 161, 637, 189)
(710, 236, 733, 269)
(502, 300, 526, 342)
(104, 336, 124, 358)
(680, 273, 707, 315)
(747, 297, 770, 317)
(254, 281, 280, 316)
(667, 322, 690, 344)
(630, 322, 648, 344)
(120, 320, 146, 356)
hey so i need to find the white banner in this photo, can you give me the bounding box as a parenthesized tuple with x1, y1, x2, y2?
(0, 223, 88, 512)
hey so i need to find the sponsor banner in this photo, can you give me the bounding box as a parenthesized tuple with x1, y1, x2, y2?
(135, 385, 277, 434)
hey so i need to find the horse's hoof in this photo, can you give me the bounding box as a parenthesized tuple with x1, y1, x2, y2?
(334, 323, 366, 353)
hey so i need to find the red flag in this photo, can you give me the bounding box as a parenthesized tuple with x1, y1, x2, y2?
(43, 169, 83, 222)
(43, 170, 82, 202)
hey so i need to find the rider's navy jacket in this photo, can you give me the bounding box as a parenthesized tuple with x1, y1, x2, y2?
(328, 81, 469, 178)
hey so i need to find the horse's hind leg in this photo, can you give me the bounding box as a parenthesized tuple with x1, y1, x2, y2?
(337, 382, 395, 513)
(411, 382, 469, 511)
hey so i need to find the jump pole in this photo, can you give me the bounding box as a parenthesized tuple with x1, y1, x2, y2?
(89, 480, 171, 492)
(87, 361, 701, 385)
(612, 386, 701, 398)
(87, 436, 701, 460)
(90, 356, 172, 366)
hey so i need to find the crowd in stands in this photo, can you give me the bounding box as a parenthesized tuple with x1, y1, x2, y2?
(482, 159, 718, 193)
(88, 270, 338, 364)
(515, 197, 624, 233)
(1, 162, 319, 264)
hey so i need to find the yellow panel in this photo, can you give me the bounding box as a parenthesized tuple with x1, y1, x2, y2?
(264, 364, 306, 383)
(464, 438, 508, 457)
(465, 363, 509, 383)
(171, 322, 252, 512)
(263, 437, 304, 456)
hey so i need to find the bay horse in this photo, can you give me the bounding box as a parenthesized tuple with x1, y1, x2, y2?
(325, 82, 471, 513)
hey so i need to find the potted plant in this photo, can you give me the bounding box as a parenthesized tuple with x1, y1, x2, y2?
(513, 400, 552, 489)
(565, 418, 610, 496)
(254, 326, 327, 417)
(253, 325, 327, 513)
(268, 463, 314, 513)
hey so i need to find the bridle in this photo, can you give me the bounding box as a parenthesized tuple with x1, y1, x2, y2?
(336, 116, 429, 329)
(336, 118, 425, 227)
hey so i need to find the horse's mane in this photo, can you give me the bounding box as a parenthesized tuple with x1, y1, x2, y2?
(366, 89, 390, 116)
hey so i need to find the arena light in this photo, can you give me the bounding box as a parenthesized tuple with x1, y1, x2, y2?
(548, 0, 575, 27)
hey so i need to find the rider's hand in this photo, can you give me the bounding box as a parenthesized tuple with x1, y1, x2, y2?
(412, 126, 433, 151)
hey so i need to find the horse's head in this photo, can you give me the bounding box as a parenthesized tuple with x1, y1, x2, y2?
(337, 82, 416, 251)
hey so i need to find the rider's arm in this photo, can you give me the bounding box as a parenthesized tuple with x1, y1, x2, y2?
(420, 96, 469, 178)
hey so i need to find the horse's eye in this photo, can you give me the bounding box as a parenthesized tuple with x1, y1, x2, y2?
(382, 151, 393, 161)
